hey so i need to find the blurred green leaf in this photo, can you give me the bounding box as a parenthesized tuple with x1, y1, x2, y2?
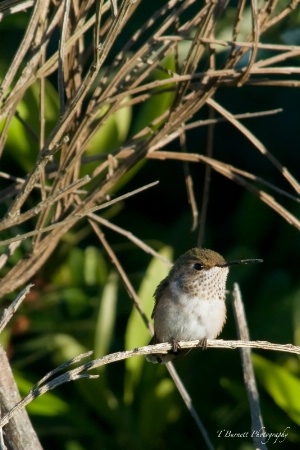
(53, 248, 85, 286)
(94, 271, 118, 358)
(87, 100, 132, 155)
(114, 99, 132, 142)
(50, 333, 87, 364)
(124, 246, 173, 404)
(52, 246, 108, 288)
(14, 370, 69, 416)
(84, 246, 108, 286)
(217, 6, 252, 43)
(0, 328, 11, 348)
(1, 3, 300, 449)
(0, 80, 59, 171)
(131, 55, 176, 135)
(65, 441, 85, 450)
(253, 354, 300, 425)
(82, 100, 133, 190)
(82, 100, 132, 182)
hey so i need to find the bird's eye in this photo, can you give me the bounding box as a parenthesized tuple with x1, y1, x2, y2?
(193, 263, 203, 271)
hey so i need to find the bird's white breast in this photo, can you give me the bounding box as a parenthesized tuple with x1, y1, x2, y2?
(154, 271, 227, 343)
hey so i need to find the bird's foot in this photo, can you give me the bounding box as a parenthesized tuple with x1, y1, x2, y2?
(170, 337, 181, 353)
(197, 337, 208, 350)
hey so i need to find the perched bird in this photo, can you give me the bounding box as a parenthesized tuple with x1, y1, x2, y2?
(146, 248, 262, 363)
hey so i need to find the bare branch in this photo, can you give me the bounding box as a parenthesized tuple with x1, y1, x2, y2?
(0, 181, 159, 246)
(0, 175, 91, 232)
(0, 241, 21, 271)
(232, 284, 267, 450)
(0, 1, 299, 445)
(89, 220, 153, 332)
(179, 130, 199, 232)
(0, 349, 96, 434)
(89, 218, 210, 447)
(88, 213, 172, 266)
(146, 152, 300, 229)
(0, 1, 34, 18)
(206, 97, 300, 194)
(0, 0, 50, 98)
(0, 339, 299, 430)
(58, 0, 72, 115)
(0, 284, 34, 334)
(166, 362, 215, 450)
(0, 346, 43, 450)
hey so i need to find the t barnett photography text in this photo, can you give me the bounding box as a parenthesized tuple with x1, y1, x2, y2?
(217, 427, 290, 445)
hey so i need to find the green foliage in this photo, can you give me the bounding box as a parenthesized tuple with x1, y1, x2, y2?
(83, 100, 132, 181)
(253, 354, 300, 426)
(131, 55, 176, 135)
(0, 80, 59, 171)
(1, 2, 300, 450)
(124, 246, 173, 404)
(15, 371, 69, 416)
(87, 100, 132, 154)
(94, 271, 118, 358)
(9, 236, 298, 449)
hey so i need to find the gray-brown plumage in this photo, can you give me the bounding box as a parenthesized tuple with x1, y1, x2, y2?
(146, 248, 262, 363)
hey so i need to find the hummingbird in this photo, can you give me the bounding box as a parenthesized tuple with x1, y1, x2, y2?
(146, 248, 263, 364)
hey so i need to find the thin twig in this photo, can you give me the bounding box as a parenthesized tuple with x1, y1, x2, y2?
(58, 0, 71, 115)
(94, 0, 104, 66)
(263, 0, 300, 31)
(0, 181, 160, 246)
(89, 221, 152, 332)
(197, 99, 215, 246)
(0, 171, 87, 195)
(109, 0, 118, 18)
(89, 217, 212, 448)
(35, 351, 94, 389)
(0, 0, 49, 99)
(180, 131, 199, 231)
(4, 139, 66, 219)
(0, 1, 34, 18)
(166, 362, 215, 450)
(145, 151, 300, 229)
(88, 213, 172, 266)
(232, 0, 246, 42)
(238, 0, 259, 85)
(0, 350, 96, 430)
(0, 175, 91, 232)
(206, 97, 300, 194)
(0, 284, 34, 334)
(14, 111, 39, 142)
(232, 283, 267, 450)
(0, 241, 21, 271)
(82, 108, 283, 165)
(145, 151, 299, 203)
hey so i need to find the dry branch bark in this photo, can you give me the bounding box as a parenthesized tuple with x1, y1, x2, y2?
(0, 2, 299, 447)
(0, 347, 43, 450)
(1, 338, 299, 431)
(0, 0, 299, 296)
(232, 284, 267, 450)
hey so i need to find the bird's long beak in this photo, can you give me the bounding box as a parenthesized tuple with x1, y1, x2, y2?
(218, 258, 263, 268)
